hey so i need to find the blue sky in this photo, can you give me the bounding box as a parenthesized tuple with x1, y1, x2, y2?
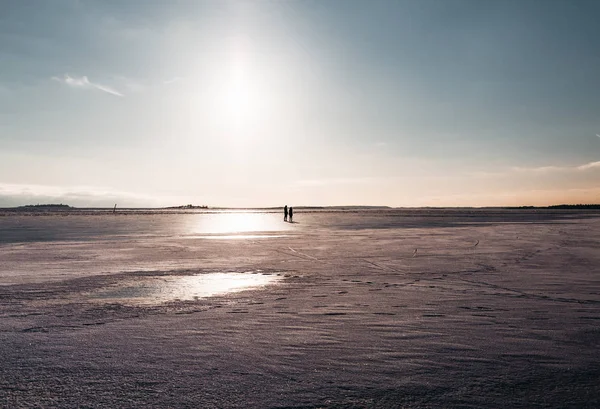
(1, 0, 599, 207)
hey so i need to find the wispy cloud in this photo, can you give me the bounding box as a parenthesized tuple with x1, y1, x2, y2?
(52, 74, 123, 97)
(295, 177, 382, 187)
(577, 161, 600, 171)
(596, 134, 600, 138)
(112, 75, 147, 93)
(164, 76, 183, 85)
(473, 160, 600, 179)
(512, 160, 600, 173)
(467, 170, 508, 178)
(0, 183, 164, 207)
(512, 165, 565, 173)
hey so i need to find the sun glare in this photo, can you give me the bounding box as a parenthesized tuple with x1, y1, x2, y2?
(215, 50, 270, 145)
(187, 212, 292, 236)
(222, 74, 254, 128)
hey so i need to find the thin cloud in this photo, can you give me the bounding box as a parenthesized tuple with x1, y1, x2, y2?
(467, 170, 507, 178)
(112, 75, 146, 93)
(52, 74, 123, 97)
(296, 177, 382, 187)
(596, 134, 600, 138)
(164, 76, 183, 85)
(512, 165, 565, 173)
(0, 183, 163, 207)
(512, 161, 600, 173)
(577, 161, 600, 171)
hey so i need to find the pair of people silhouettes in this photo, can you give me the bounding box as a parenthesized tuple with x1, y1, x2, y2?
(284, 205, 293, 222)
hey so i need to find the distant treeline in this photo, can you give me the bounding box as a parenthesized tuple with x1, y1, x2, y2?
(165, 204, 208, 209)
(548, 204, 600, 209)
(510, 204, 600, 210)
(19, 204, 72, 208)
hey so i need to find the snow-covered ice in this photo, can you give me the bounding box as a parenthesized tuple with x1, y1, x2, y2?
(0, 209, 599, 408)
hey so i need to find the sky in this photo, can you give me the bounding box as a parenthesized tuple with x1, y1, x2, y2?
(1, 0, 599, 208)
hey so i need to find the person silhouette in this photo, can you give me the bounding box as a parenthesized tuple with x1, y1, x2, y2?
(284, 205, 288, 221)
(289, 206, 293, 222)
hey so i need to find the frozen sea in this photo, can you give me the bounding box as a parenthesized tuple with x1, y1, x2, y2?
(1, 208, 599, 408)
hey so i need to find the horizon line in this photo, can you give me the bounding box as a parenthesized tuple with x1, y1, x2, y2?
(3, 203, 600, 211)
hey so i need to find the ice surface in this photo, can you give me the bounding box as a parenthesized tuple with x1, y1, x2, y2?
(0, 209, 599, 408)
(88, 272, 282, 304)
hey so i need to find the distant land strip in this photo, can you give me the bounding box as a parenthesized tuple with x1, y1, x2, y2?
(2, 203, 600, 211)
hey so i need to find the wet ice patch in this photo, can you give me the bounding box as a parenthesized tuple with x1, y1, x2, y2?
(187, 212, 292, 235)
(187, 234, 288, 240)
(89, 272, 282, 304)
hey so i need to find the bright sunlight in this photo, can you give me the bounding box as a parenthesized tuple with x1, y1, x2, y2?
(216, 50, 269, 144)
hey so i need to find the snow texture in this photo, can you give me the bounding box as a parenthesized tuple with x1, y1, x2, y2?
(1, 209, 599, 408)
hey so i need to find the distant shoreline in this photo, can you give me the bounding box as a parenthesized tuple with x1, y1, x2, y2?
(1, 204, 599, 212)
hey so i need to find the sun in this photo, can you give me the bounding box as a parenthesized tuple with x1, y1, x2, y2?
(222, 68, 254, 126)
(216, 55, 266, 141)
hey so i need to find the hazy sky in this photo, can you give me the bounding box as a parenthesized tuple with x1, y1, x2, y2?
(1, 0, 599, 207)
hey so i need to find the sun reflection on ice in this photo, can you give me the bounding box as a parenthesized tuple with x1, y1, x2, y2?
(186, 212, 292, 236)
(178, 272, 277, 298)
(90, 272, 282, 305)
